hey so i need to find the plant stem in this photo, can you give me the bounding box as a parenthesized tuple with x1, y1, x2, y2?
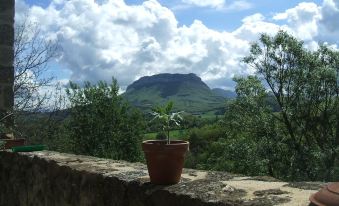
(167, 116, 170, 144)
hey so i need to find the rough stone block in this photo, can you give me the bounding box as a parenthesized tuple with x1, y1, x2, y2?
(0, 10, 14, 24)
(0, 66, 14, 83)
(2, 85, 13, 108)
(0, 88, 3, 108)
(0, 46, 14, 67)
(0, 0, 15, 12)
(0, 84, 13, 110)
(0, 24, 14, 46)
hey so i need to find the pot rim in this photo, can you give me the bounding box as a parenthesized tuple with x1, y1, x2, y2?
(0, 138, 26, 141)
(309, 194, 325, 206)
(142, 140, 189, 145)
(309, 183, 339, 206)
(142, 140, 189, 152)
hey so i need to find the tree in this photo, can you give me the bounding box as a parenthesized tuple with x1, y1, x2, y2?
(12, 82, 68, 146)
(14, 19, 59, 112)
(64, 78, 145, 162)
(244, 30, 339, 180)
(0, 19, 60, 138)
(222, 76, 281, 177)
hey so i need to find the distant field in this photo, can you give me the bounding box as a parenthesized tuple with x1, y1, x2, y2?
(198, 111, 223, 120)
(143, 129, 188, 140)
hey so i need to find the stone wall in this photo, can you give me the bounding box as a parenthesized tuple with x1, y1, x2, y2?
(0, 151, 322, 206)
(0, 0, 15, 125)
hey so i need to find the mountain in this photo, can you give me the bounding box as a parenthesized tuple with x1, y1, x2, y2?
(122, 73, 226, 113)
(212, 88, 237, 99)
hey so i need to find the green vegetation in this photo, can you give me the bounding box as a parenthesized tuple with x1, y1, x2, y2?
(62, 79, 145, 161)
(5, 31, 338, 182)
(0, 140, 5, 149)
(186, 31, 339, 181)
(144, 129, 188, 140)
(150, 101, 184, 144)
(123, 73, 226, 114)
(14, 79, 146, 162)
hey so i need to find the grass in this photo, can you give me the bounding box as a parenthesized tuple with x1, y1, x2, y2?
(198, 111, 223, 120)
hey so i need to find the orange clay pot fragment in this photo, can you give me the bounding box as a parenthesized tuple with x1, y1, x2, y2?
(142, 140, 189, 185)
(310, 182, 339, 206)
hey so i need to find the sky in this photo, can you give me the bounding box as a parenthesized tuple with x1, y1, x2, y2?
(16, 0, 339, 91)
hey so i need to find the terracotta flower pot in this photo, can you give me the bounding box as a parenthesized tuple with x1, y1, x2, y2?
(0, 138, 26, 149)
(142, 140, 189, 185)
(309, 182, 339, 206)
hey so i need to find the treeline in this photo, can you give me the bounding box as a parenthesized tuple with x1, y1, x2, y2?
(186, 31, 338, 181)
(10, 31, 339, 181)
(15, 79, 145, 162)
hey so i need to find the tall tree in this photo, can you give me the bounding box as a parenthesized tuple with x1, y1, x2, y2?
(244, 30, 339, 180)
(14, 20, 59, 112)
(1, 17, 59, 136)
(224, 76, 281, 177)
(64, 79, 145, 162)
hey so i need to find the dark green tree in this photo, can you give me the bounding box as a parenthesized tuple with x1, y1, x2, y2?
(221, 76, 281, 176)
(65, 78, 145, 162)
(244, 30, 339, 180)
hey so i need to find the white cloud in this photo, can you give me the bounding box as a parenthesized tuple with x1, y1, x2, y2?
(242, 13, 265, 23)
(15, 0, 30, 23)
(16, 0, 339, 90)
(226, 0, 252, 11)
(20, 0, 253, 90)
(182, 0, 225, 9)
(318, 0, 339, 44)
(233, 13, 285, 41)
(273, 2, 321, 41)
(272, 0, 339, 45)
(178, 0, 252, 11)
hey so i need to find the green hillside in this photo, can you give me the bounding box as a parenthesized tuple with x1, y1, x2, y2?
(122, 73, 226, 114)
(211, 88, 236, 99)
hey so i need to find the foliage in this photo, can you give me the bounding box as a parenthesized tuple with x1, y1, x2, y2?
(155, 132, 167, 140)
(14, 20, 60, 112)
(1, 18, 60, 138)
(0, 140, 4, 150)
(150, 101, 183, 144)
(243, 30, 338, 180)
(6, 28, 338, 181)
(13, 110, 68, 150)
(144, 129, 188, 141)
(64, 78, 145, 162)
(185, 78, 276, 176)
(185, 31, 338, 181)
(219, 76, 289, 177)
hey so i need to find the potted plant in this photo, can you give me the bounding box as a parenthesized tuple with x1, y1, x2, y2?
(142, 101, 189, 185)
(0, 114, 26, 150)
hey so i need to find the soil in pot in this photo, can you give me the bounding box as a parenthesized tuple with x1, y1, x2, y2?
(142, 140, 189, 185)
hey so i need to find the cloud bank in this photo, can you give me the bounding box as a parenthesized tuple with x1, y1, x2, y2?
(182, 0, 225, 9)
(16, 0, 339, 90)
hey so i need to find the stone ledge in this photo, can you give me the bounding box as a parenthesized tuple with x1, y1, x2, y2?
(0, 151, 323, 206)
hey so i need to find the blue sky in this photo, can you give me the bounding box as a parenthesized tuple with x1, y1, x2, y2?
(158, 0, 323, 30)
(16, 0, 338, 90)
(24, 0, 323, 31)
